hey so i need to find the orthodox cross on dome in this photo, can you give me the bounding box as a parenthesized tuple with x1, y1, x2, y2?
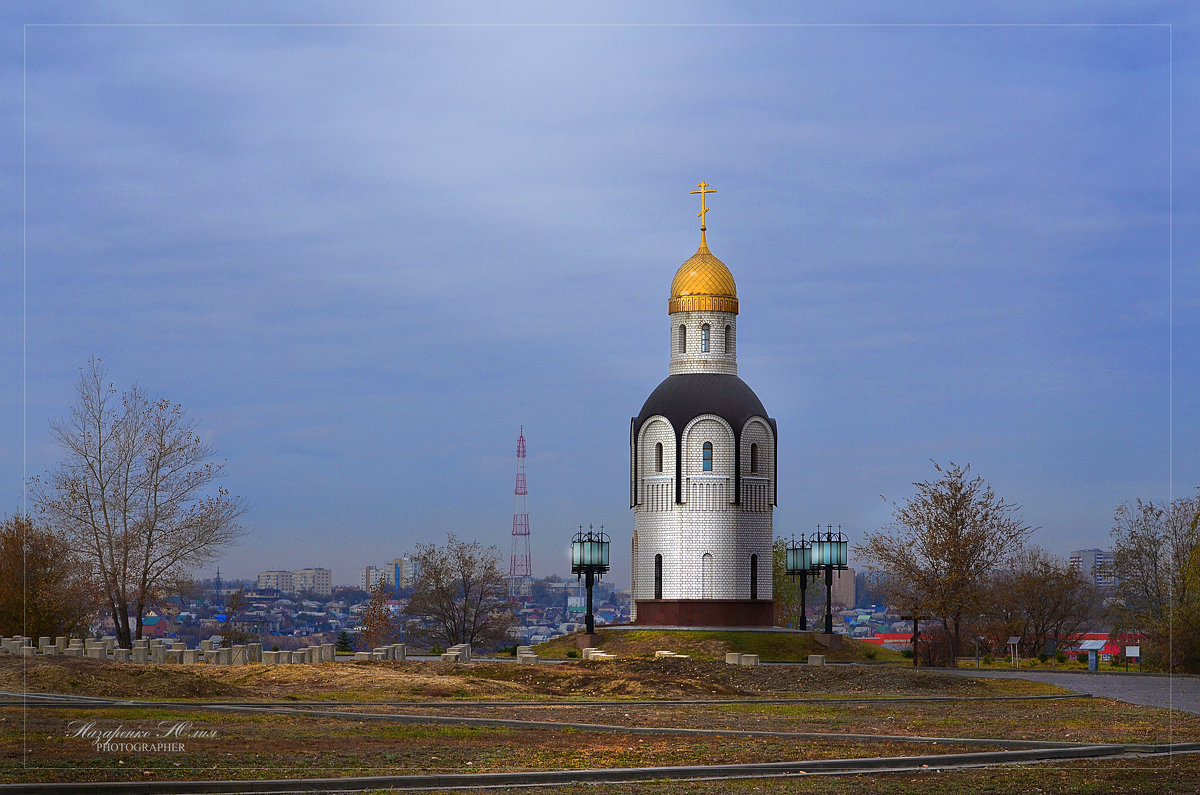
(690, 181, 717, 233)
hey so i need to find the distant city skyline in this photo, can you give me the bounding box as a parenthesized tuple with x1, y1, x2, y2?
(7, 5, 1197, 587)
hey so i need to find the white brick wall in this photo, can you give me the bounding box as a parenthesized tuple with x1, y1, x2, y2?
(631, 412, 775, 618)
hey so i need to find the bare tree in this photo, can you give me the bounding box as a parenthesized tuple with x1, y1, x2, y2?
(1109, 494, 1200, 673)
(0, 514, 101, 639)
(982, 546, 1100, 657)
(405, 534, 516, 651)
(855, 462, 1032, 665)
(359, 580, 401, 651)
(33, 358, 246, 648)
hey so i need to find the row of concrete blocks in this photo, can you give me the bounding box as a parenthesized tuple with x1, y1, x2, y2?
(0, 635, 277, 665)
(723, 653, 761, 666)
(2, 635, 121, 656)
(654, 649, 690, 660)
(583, 647, 616, 660)
(351, 644, 406, 662)
(440, 643, 472, 662)
(263, 644, 337, 664)
(516, 645, 539, 665)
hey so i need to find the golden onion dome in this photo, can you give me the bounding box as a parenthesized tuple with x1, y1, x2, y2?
(668, 234, 738, 315)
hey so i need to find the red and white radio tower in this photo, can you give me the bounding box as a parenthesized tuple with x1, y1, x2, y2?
(509, 426, 532, 596)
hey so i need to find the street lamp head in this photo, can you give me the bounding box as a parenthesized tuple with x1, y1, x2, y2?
(785, 535, 812, 577)
(808, 525, 848, 569)
(571, 524, 611, 577)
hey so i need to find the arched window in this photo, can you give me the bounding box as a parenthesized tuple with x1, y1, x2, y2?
(678, 324, 687, 353)
(750, 553, 759, 600)
(655, 442, 664, 473)
(702, 441, 713, 472)
(654, 554, 663, 599)
(701, 323, 710, 352)
(724, 324, 732, 354)
(750, 443, 759, 473)
(702, 553, 714, 599)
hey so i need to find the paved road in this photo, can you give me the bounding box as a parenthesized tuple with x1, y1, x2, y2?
(952, 669, 1200, 715)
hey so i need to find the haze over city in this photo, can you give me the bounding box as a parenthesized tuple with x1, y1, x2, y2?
(6, 2, 1197, 587)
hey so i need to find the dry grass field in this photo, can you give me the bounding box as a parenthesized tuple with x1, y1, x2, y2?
(0, 654, 1195, 791)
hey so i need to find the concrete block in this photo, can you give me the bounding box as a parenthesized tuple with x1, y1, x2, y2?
(807, 654, 825, 666)
(440, 652, 459, 662)
(20, 645, 36, 657)
(165, 649, 183, 664)
(112, 648, 131, 663)
(355, 651, 372, 661)
(261, 650, 279, 664)
(150, 645, 167, 664)
(217, 648, 232, 665)
(653, 650, 674, 658)
(517, 653, 539, 664)
(55, 637, 69, 652)
(248, 643, 263, 663)
(133, 646, 149, 663)
(43, 644, 60, 656)
(725, 653, 742, 665)
(739, 654, 760, 666)
(103, 637, 117, 652)
(172, 642, 186, 652)
(203, 650, 219, 665)
(199, 640, 213, 653)
(87, 646, 106, 660)
(231, 645, 246, 665)
(38, 636, 52, 650)
(64, 647, 84, 658)
(391, 643, 405, 661)
(182, 649, 200, 664)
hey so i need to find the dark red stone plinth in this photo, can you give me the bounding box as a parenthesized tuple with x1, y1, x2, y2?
(634, 599, 774, 627)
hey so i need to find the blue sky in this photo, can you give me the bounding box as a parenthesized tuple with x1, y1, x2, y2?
(4, 2, 1197, 586)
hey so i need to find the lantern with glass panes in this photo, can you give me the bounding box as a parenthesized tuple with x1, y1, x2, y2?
(808, 524, 849, 635)
(571, 524, 610, 635)
(784, 535, 815, 631)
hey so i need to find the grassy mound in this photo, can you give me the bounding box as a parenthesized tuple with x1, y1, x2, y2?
(533, 629, 905, 663)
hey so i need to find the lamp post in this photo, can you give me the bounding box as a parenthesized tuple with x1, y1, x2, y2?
(571, 524, 610, 636)
(808, 524, 849, 636)
(784, 535, 813, 631)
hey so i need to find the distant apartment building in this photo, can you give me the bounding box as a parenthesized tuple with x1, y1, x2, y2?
(361, 565, 387, 591)
(256, 567, 332, 596)
(831, 567, 856, 608)
(386, 557, 416, 589)
(1069, 548, 1116, 589)
(294, 567, 333, 597)
(257, 570, 295, 593)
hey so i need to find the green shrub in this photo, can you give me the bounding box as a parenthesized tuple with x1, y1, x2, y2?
(431, 645, 445, 655)
(864, 648, 877, 660)
(1055, 651, 1068, 664)
(566, 649, 579, 658)
(1076, 652, 1088, 664)
(982, 654, 994, 665)
(1037, 652, 1050, 663)
(900, 649, 914, 659)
